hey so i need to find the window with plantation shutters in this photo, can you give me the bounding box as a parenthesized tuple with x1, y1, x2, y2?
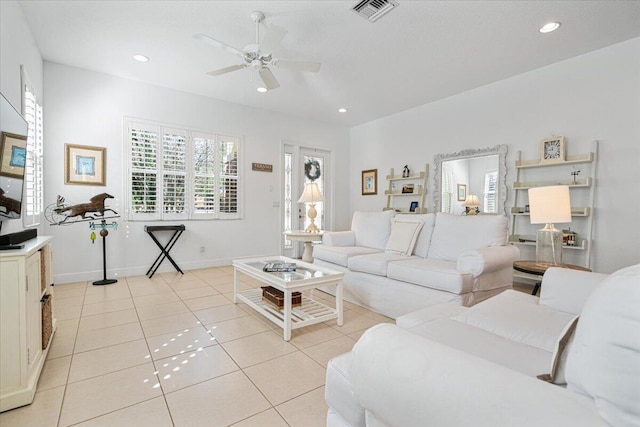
(22, 68, 43, 228)
(126, 118, 241, 220)
(483, 171, 498, 214)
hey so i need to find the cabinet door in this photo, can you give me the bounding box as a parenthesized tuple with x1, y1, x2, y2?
(0, 258, 24, 393)
(26, 253, 42, 371)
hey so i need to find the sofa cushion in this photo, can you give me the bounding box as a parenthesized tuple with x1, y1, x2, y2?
(395, 213, 436, 257)
(352, 210, 395, 250)
(326, 352, 365, 427)
(385, 220, 423, 255)
(396, 303, 469, 329)
(565, 264, 640, 427)
(387, 258, 472, 294)
(427, 213, 508, 262)
(452, 290, 576, 352)
(538, 315, 579, 385)
(314, 245, 381, 268)
(348, 252, 417, 277)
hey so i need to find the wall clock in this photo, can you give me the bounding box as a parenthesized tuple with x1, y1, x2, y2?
(541, 137, 565, 163)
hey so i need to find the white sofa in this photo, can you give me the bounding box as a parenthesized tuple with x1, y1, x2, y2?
(325, 265, 640, 427)
(314, 210, 520, 318)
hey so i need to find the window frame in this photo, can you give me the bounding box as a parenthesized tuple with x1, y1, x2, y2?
(21, 66, 44, 229)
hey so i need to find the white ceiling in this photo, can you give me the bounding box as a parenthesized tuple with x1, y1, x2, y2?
(17, 1, 640, 127)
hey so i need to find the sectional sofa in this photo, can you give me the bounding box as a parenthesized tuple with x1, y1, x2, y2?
(314, 210, 520, 318)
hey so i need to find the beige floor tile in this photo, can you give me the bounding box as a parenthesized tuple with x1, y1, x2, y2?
(128, 281, 174, 297)
(156, 345, 239, 393)
(69, 339, 151, 383)
(47, 333, 76, 359)
(81, 298, 135, 317)
(182, 294, 230, 311)
(165, 371, 270, 427)
(73, 397, 173, 427)
(302, 335, 357, 368)
(83, 285, 132, 305)
(146, 327, 217, 360)
(78, 308, 139, 332)
(231, 408, 289, 427)
(276, 386, 328, 427)
(361, 310, 393, 323)
(55, 304, 83, 321)
(348, 329, 369, 341)
(192, 303, 249, 324)
(0, 385, 65, 427)
(221, 331, 298, 368)
(59, 363, 161, 426)
(54, 285, 87, 298)
(135, 300, 190, 321)
(55, 295, 85, 308)
(74, 322, 144, 353)
(37, 355, 71, 391)
(159, 271, 200, 283)
(175, 286, 218, 300)
(133, 292, 180, 307)
(206, 315, 271, 343)
(326, 310, 381, 335)
(126, 275, 167, 286)
(167, 278, 212, 291)
(244, 351, 326, 406)
(55, 317, 80, 338)
(140, 312, 202, 338)
(288, 323, 344, 349)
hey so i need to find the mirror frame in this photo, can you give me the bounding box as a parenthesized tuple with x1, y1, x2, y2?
(433, 144, 508, 215)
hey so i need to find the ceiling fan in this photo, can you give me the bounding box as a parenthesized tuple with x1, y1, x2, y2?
(195, 11, 321, 92)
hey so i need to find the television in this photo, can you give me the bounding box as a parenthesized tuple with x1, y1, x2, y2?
(0, 92, 29, 222)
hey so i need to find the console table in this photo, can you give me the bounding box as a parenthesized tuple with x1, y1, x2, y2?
(284, 230, 323, 263)
(144, 224, 185, 278)
(513, 260, 591, 295)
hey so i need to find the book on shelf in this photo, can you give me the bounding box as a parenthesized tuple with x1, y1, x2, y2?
(263, 262, 297, 272)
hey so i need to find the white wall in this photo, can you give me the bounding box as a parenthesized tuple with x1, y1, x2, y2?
(44, 63, 350, 283)
(350, 38, 640, 274)
(0, 0, 43, 235)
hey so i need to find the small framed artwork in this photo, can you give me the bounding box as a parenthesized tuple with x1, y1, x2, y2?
(0, 132, 27, 179)
(401, 184, 414, 194)
(65, 144, 106, 186)
(409, 201, 419, 212)
(362, 169, 377, 195)
(541, 136, 565, 163)
(457, 184, 467, 201)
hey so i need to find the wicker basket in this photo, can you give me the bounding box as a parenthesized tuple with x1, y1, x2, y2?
(41, 294, 53, 350)
(261, 286, 301, 309)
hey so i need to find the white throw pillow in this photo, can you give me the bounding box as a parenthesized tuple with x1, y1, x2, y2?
(385, 220, 424, 256)
(537, 315, 579, 385)
(565, 264, 640, 427)
(395, 213, 436, 257)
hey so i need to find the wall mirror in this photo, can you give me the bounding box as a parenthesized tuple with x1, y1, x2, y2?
(433, 145, 508, 215)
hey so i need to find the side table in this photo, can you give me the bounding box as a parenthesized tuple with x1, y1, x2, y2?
(513, 260, 591, 296)
(284, 230, 323, 263)
(144, 224, 186, 278)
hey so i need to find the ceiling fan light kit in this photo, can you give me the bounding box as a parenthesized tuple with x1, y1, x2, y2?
(196, 10, 321, 92)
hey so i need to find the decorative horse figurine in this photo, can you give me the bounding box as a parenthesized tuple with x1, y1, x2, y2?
(56, 193, 117, 223)
(0, 188, 21, 216)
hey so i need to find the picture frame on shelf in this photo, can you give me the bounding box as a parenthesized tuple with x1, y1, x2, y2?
(541, 136, 565, 163)
(401, 184, 414, 194)
(65, 143, 106, 186)
(0, 132, 27, 179)
(361, 169, 377, 195)
(457, 184, 467, 201)
(409, 201, 419, 212)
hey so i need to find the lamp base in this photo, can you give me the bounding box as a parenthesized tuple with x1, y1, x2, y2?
(304, 203, 321, 233)
(536, 224, 563, 265)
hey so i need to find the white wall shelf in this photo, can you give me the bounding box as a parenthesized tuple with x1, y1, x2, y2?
(385, 164, 428, 213)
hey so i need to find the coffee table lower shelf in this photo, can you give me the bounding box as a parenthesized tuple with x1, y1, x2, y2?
(237, 288, 338, 337)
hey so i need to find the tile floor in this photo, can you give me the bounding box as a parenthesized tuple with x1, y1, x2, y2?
(0, 266, 392, 427)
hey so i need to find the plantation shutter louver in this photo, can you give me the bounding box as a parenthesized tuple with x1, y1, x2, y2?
(130, 125, 159, 220)
(483, 171, 498, 214)
(193, 134, 216, 218)
(162, 129, 187, 219)
(219, 136, 239, 216)
(22, 69, 44, 228)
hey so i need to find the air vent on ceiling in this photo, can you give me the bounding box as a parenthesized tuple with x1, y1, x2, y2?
(352, 0, 399, 22)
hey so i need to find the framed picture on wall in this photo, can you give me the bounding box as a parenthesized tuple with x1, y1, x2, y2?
(65, 144, 106, 185)
(457, 184, 467, 201)
(409, 201, 419, 212)
(0, 132, 27, 179)
(361, 169, 377, 195)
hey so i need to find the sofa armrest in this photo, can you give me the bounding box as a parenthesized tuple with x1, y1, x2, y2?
(456, 245, 520, 277)
(539, 268, 608, 315)
(323, 231, 356, 247)
(351, 324, 607, 427)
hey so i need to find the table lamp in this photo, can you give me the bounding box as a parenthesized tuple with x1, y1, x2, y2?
(298, 182, 324, 233)
(464, 194, 481, 215)
(528, 185, 571, 265)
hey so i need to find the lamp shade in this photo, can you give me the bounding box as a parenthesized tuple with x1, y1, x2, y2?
(298, 182, 324, 203)
(528, 186, 571, 225)
(463, 194, 480, 207)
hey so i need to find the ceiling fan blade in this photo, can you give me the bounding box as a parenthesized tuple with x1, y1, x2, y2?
(194, 33, 244, 57)
(272, 59, 321, 73)
(206, 64, 247, 76)
(259, 67, 280, 90)
(259, 25, 288, 54)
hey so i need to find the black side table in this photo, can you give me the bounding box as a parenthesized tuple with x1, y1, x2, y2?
(144, 224, 186, 278)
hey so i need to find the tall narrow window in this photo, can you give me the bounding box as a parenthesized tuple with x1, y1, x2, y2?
(283, 152, 293, 249)
(22, 67, 43, 228)
(441, 166, 454, 214)
(303, 155, 324, 231)
(483, 171, 498, 214)
(126, 118, 241, 220)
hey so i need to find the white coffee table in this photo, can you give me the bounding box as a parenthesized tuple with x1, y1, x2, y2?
(233, 256, 344, 341)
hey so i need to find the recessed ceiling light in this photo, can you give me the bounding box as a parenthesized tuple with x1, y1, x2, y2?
(338, 108, 348, 113)
(256, 86, 268, 93)
(133, 54, 150, 62)
(539, 22, 561, 33)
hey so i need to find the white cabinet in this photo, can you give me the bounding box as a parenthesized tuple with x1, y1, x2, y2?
(509, 141, 597, 269)
(384, 164, 429, 213)
(0, 236, 55, 412)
